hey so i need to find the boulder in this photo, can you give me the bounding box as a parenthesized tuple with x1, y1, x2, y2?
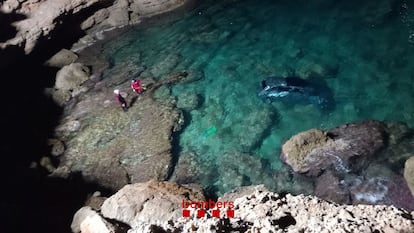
(404, 156, 414, 197)
(87, 184, 414, 233)
(0, 0, 102, 53)
(55, 63, 90, 91)
(45, 49, 78, 68)
(101, 180, 205, 228)
(71, 206, 115, 233)
(281, 120, 385, 176)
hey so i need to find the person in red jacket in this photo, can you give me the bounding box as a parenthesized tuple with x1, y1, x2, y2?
(131, 79, 144, 95)
(114, 89, 128, 111)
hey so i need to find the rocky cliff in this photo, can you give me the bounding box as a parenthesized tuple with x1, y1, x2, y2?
(0, 0, 195, 55)
(72, 180, 414, 233)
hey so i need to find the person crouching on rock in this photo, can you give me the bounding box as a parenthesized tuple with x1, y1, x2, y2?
(131, 79, 144, 95)
(114, 89, 128, 111)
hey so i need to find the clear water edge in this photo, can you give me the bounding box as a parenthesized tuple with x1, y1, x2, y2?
(101, 0, 414, 196)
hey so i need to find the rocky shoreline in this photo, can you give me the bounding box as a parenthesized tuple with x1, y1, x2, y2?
(71, 180, 414, 233)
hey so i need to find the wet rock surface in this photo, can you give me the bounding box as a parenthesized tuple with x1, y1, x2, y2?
(281, 120, 386, 176)
(53, 72, 186, 190)
(282, 120, 414, 211)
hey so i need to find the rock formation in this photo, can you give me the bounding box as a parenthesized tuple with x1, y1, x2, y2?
(281, 120, 414, 211)
(72, 181, 414, 233)
(281, 120, 385, 176)
(0, 0, 196, 54)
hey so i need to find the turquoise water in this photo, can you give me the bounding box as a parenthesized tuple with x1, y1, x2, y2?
(103, 0, 414, 195)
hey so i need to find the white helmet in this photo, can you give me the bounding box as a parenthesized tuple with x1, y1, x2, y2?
(114, 89, 120, 94)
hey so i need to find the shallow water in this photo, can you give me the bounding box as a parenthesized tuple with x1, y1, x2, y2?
(102, 0, 414, 196)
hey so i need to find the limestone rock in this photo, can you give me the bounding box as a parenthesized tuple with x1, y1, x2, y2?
(81, 184, 414, 233)
(55, 89, 184, 190)
(0, 0, 102, 53)
(281, 129, 330, 175)
(45, 49, 78, 68)
(55, 63, 90, 91)
(405, 156, 414, 197)
(101, 180, 205, 228)
(281, 120, 385, 176)
(71, 206, 115, 233)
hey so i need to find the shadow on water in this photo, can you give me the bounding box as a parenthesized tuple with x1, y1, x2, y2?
(0, 2, 116, 232)
(167, 109, 193, 181)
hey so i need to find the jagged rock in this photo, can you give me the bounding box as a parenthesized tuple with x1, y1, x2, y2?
(0, 0, 102, 53)
(71, 206, 115, 233)
(176, 92, 200, 111)
(45, 49, 78, 68)
(170, 150, 204, 184)
(101, 180, 205, 229)
(79, 183, 414, 233)
(281, 120, 385, 176)
(405, 156, 414, 197)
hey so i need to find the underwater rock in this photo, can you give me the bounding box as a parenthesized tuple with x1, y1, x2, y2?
(236, 108, 275, 152)
(149, 53, 181, 78)
(101, 180, 205, 230)
(296, 61, 339, 79)
(281, 120, 386, 176)
(216, 151, 264, 194)
(405, 156, 414, 197)
(270, 166, 315, 196)
(55, 63, 90, 90)
(280, 129, 331, 176)
(170, 150, 205, 184)
(176, 92, 200, 111)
